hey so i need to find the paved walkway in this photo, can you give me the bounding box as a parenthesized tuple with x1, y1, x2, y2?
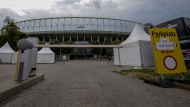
(1, 60, 190, 107)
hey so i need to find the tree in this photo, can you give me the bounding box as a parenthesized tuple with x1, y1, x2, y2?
(103, 38, 111, 44)
(111, 40, 122, 45)
(50, 39, 60, 44)
(62, 41, 74, 54)
(49, 39, 60, 54)
(144, 23, 154, 34)
(90, 41, 101, 55)
(0, 16, 28, 51)
(102, 38, 112, 57)
(0, 35, 7, 47)
(38, 41, 46, 51)
(38, 41, 46, 44)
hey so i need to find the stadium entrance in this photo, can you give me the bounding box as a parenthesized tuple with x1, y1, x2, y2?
(69, 41, 92, 60)
(70, 54, 93, 60)
(34, 44, 122, 61)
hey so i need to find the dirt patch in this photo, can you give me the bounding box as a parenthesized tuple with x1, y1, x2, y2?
(174, 83, 190, 91)
(125, 71, 154, 80)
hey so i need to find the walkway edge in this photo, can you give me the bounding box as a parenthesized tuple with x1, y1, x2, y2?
(0, 73, 44, 102)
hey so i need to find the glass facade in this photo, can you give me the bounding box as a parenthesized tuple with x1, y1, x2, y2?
(70, 41, 92, 60)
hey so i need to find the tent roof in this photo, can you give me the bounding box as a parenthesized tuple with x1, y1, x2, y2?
(0, 42, 15, 53)
(120, 24, 150, 45)
(38, 47, 54, 53)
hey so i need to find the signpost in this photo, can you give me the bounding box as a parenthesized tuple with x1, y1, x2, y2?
(144, 28, 188, 88)
(149, 28, 187, 74)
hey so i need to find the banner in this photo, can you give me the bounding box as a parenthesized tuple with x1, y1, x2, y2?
(150, 28, 187, 74)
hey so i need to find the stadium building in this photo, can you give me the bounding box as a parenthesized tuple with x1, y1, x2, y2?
(15, 17, 145, 60)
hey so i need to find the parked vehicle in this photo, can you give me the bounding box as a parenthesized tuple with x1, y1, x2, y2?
(182, 50, 190, 69)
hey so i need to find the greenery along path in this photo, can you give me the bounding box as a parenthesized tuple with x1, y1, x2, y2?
(113, 68, 190, 91)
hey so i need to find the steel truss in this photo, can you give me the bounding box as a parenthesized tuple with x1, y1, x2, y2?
(16, 17, 145, 42)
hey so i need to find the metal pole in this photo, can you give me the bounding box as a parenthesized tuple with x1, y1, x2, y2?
(118, 48, 121, 67)
(63, 34, 64, 42)
(139, 42, 143, 67)
(156, 74, 159, 81)
(181, 73, 184, 80)
(161, 74, 165, 80)
(106, 50, 108, 66)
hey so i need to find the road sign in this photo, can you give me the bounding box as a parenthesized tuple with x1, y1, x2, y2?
(150, 28, 187, 74)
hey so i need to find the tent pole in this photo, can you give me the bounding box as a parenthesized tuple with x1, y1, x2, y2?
(118, 48, 121, 67)
(139, 41, 143, 67)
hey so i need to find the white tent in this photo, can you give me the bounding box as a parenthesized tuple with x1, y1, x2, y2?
(11, 51, 18, 63)
(0, 42, 15, 63)
(37, 47, 55, 63)
(114, 24, 154, 66)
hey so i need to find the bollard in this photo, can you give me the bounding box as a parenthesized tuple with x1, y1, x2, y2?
(17, 50, 25, 83)
(22, 46, 33, 80)
(16, 38, 33, 82)
(28, 37, 39, 77)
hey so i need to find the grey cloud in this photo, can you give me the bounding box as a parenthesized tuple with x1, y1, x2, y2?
(89, 0, 117, 9)
(92, 0, 101, 9)
(51, 0, 84, 13)
(54, 0, 80, 5)
(51, 0, 81, 9)
(1, 0, 190, 29)
(20, 9, 73, 20)
(113, 0, 190, 24)
(107, 0, 117, 8)
(0, 8, 21, 29)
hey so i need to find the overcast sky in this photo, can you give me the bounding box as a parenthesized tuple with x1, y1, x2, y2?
(0, 0, 190, 29)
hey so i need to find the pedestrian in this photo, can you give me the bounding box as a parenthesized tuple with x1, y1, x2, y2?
(63, 55, 66, 65)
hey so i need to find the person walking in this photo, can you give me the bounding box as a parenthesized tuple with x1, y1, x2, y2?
(63, 55, 66, 65)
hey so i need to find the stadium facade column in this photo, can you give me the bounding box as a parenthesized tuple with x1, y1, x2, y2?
(43, 36, 45, 42)
(91, 35, 92, 42)
(110, 36, 112, 41)
(84, 35, 85, 41)
(77, 34, 78, 41)
(56, 35, 58, 40)
(98, 34, 99, 42)
(70, 34, 71, 41)
(49, 35, 52, 42)
(122, 36, 124, 41)
(62, 35, 64, 42)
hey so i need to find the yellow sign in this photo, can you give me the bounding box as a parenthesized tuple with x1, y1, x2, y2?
(149, 28, 187, 74)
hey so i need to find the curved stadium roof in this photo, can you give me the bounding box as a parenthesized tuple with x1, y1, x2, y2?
(15, 17, 145, 35)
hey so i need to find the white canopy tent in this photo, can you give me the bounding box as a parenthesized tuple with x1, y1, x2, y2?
(11, 51, 18, 63)
(37, 47, 55, 63)
(114, 24, 154, 66)
(0, 42, 15, 63)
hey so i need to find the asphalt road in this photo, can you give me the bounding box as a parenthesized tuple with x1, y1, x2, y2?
(1, 60, 190, 107)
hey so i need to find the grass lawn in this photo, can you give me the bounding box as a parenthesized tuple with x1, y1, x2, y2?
(113, 68, 190, 91)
